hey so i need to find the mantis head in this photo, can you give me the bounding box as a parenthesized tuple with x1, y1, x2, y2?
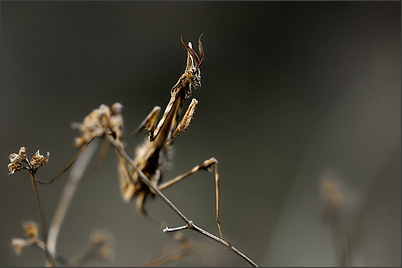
(181, 34, 204, 89)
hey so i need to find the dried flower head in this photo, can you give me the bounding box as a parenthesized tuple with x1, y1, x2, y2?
(8, 162, 23, 175)
(23, 221, 39, 242)
(91, 233, 107, 246)
(10, 238, 30, 255)
(73, 103, 124, 147)
(8, 147, 49, 174)
(9, 147, 27, 163)
(99, 246, 113, 259)
(8, 147, 28, 174)
(30, 150, 50, 169)
(90, 230, 114, 261)
(320, 177, 346, 221)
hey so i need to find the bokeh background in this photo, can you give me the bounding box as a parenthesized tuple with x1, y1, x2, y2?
(1, 2, 400, 267)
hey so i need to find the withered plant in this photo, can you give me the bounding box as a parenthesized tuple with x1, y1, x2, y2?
(6, 35, 258, 267)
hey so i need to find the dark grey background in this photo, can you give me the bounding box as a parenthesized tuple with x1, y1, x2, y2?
(1, 2, 400, 267)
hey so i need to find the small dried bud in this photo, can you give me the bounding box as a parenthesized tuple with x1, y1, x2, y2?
(89, 230, 114, 261)
(74, 137, 86, 148)
(30, 150, 49, 169)
(91, 233, 107, 246)
(99, 246, 113, 259)
(9, 147, 27, 163)
(23, 221, 39, 242)
(8, 147, 28, 174)
(320, 173, 347, 222)
(10, 238, 30, 255)
(8, 162, 23, 174)
(19, 147, 26, 156)
(111, 102, 123, 115)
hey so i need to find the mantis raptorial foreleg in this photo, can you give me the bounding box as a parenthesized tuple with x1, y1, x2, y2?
(158, 157, 223, 240)
(135, 106, 161, 141)
(167, 98, 198, 146)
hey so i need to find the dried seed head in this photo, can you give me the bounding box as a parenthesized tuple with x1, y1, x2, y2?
(10, 238, 30, 255)
(8, 147, 25, 175)
(9, 147, 27, 163)
(74, 137, 86, 148)
(8, 147, 49, 174)
(91, 233, 107, 246)
(74, 103, 124, 147)
(23, 221, 39, 242)
(99, 246, 113, 259)
(320, 176, 346, 221)
(30, 151, 50, 169)
(89, 230, 114, 261)
(8, 162, 23, 175)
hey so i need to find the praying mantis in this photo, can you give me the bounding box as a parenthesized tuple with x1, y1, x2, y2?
(117, 34, 223, 239)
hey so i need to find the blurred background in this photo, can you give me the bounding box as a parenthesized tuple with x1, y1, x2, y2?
(1, 2, 400, 267)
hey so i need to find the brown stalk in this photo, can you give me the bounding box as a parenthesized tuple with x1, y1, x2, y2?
(29, 172, 53, 267)
(36, 137, 96, 185)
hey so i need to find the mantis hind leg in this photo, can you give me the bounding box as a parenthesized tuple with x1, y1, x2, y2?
(158, 157, 223, 240)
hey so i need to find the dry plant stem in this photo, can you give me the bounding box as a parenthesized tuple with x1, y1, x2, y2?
(329, 220, 350, 267)
(66, 242, 101, 267)
(36, 137, 95, 185)
(47, 140, 98, 257)
(30, 173, 53, 267)
(142, 248, 189, 267)
(34, 240, 68, 265)
(105, 135, 259, 267)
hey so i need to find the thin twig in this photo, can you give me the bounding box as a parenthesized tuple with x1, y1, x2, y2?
(142, 247, 191, 267)
(66, 243, 100, 267)
(47, 140, 98, 258)
(329, 220, 350, 267)
(34, 240, 69, 265)
(66, 230, 111, 267)
(105, 134, 259, 267)
(80, 140, 109, 187)
(36, 137, 96, 185)
(30, 173, 53, 267)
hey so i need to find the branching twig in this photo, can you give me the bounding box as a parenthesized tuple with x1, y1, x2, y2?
(34, 240, 69, 265)
(105, 134, 259, 267)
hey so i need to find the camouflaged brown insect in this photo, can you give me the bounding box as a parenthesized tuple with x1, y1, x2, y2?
(117, 34, 223, 239)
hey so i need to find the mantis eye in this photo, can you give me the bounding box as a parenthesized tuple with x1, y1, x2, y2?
(191, 69, 201, 89)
